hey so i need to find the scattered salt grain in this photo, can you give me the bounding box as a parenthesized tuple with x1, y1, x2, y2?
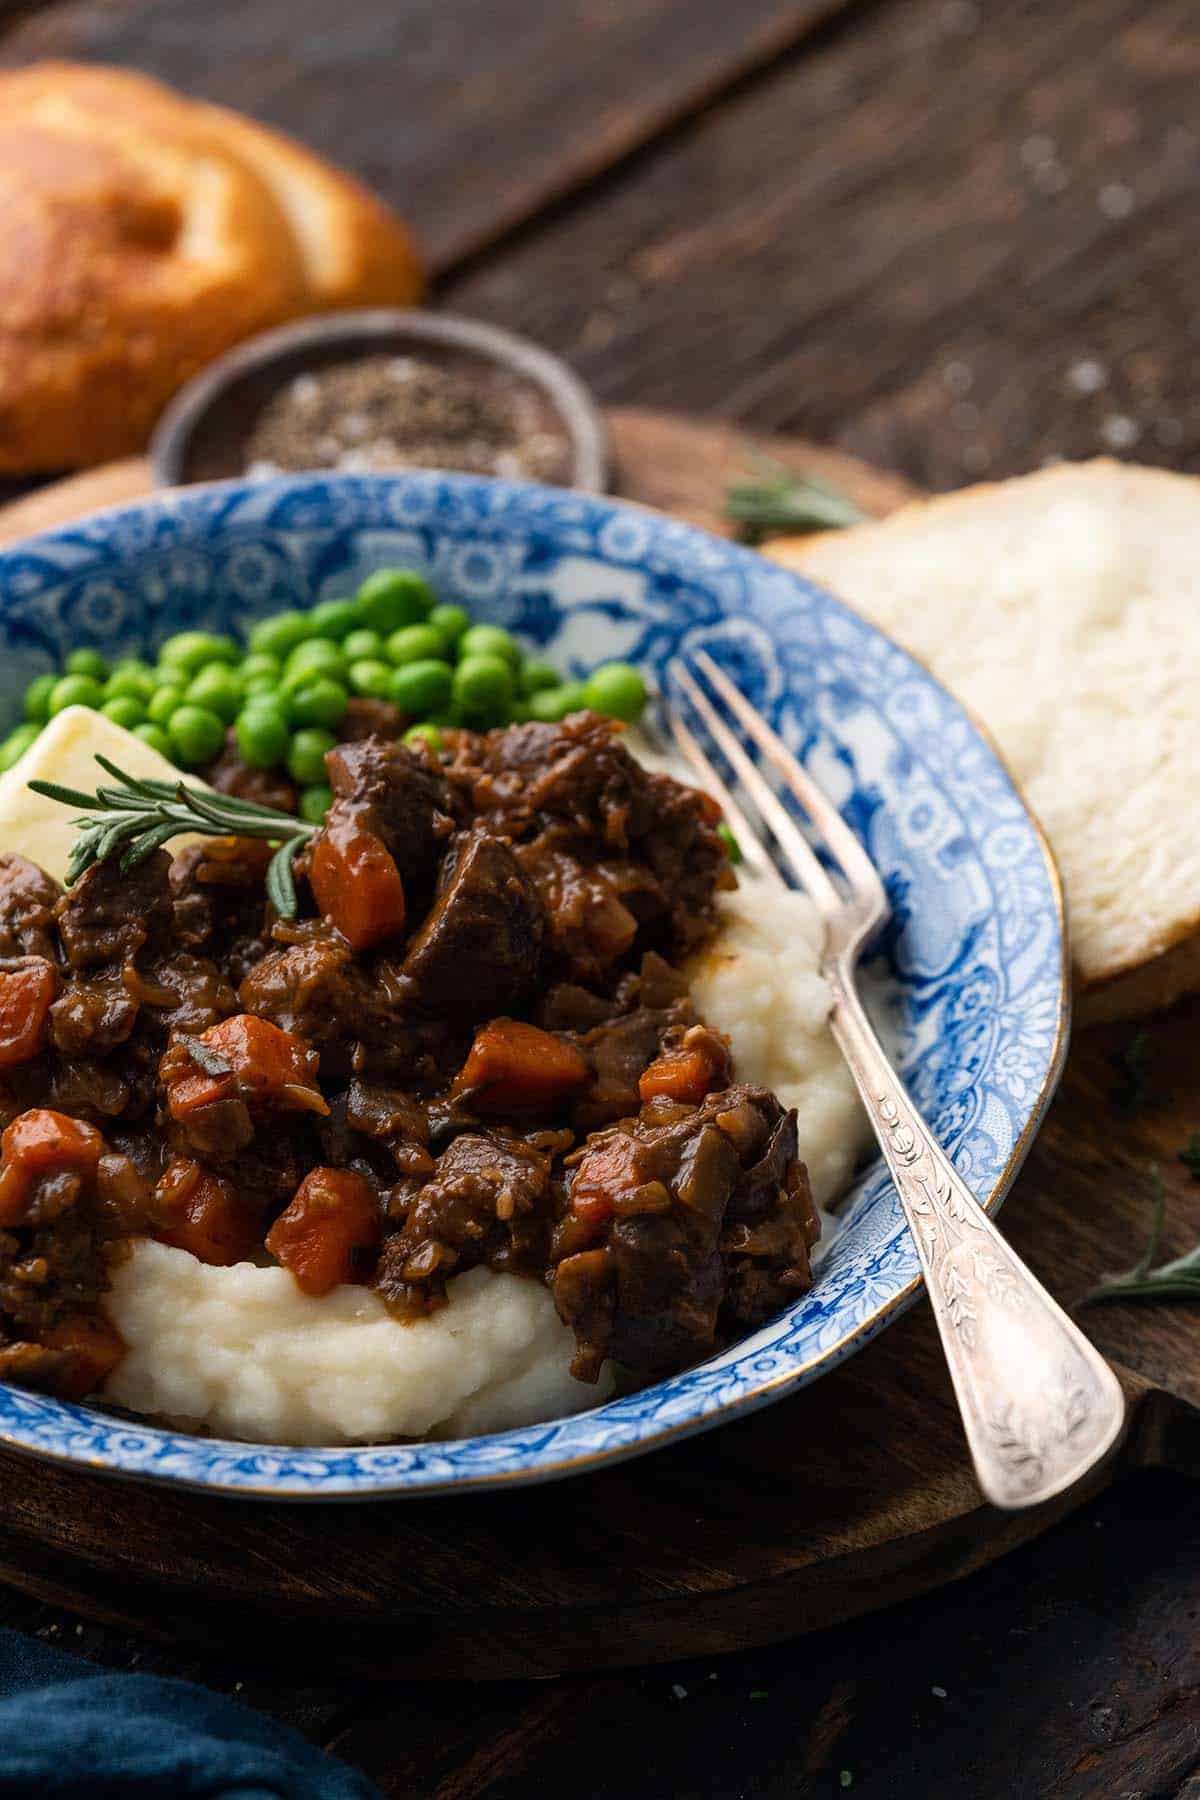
(1067, 359, 1108, 396)
(942, 360, 974, 396)
(1020, 134, 1058, 170)
(1098, 181, 1135, 220)
(338, 412, 370, 442)
(672, 1684, 688, 1699)
(932, 1685, 948, 1699)
(388, 358, 417, 382)
(1101, 414, 1141, 450)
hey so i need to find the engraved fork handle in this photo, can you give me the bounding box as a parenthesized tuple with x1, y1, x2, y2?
(825, 962, 1126, 1509)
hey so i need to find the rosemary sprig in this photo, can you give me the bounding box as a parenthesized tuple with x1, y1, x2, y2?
(27, 754, 315, 919)
(724, 453, 867, 546)
(1078, 1169, 1200, 1308)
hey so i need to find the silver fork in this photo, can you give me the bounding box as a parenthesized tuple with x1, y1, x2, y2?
(664, 648, 1125, 1510)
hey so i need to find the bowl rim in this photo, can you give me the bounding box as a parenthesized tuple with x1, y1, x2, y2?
(149, 308, 611, 493)
(0, 468, 1070, 1499)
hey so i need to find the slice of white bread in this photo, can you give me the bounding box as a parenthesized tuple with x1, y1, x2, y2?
(765, 459, 1200, 1025)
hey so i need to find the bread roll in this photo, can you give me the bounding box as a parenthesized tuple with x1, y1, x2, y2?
(0, 61, 423, 472)
(765, 459, 1200, 1024)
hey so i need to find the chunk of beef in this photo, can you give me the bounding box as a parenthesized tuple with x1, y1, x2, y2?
(444, 713, 732, 985)
(391, 825, 543, 1024)
(339, 697, 404, 742)
(0, 853, 61, 962)
(54, 851, 174, 972)
(170, 838, 274, 979)
(551, 1085, 817, 1380)
(238, 923, 371, 1066)
(325, 736, 455, 891)
(372, 1131, 555, 1315)
(205, 728, 297, 815)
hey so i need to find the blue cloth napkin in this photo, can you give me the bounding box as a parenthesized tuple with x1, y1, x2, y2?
(0, 1626, 380, 1797)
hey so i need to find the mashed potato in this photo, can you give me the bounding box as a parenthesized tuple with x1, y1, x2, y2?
(103, 1246, 611, 1446)
(99, 879, 869, 1448)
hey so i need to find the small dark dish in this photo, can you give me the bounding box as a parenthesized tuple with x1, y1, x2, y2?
(150, 310, 609, 492)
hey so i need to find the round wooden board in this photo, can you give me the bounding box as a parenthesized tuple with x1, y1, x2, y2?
(0, 410, 1195, 1682)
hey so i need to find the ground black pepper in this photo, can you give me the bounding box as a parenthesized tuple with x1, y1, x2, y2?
(244, 355, 570, 482)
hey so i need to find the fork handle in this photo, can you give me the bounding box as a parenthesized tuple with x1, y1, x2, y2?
(826, 969, 1126, 1509)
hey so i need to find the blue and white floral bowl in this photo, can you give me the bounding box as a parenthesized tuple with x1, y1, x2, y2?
(0, 473, 1068, 1498)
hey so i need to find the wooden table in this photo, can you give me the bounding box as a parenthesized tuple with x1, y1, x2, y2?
(2, 2, 1199, 1793)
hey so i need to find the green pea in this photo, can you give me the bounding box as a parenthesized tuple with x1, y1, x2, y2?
(357, 569, 433, 634)
(104, 666, 156, 706)
(160, 631, 237, 675)
(298, 783, 334, 825)
(0, 723, 41, 770)
(168, 704, 226, 767)
(527, 681, 587, 723)
(241, 653, 281, 686)
(147, 685, 185, 726)
(133, 723, 174, 759)
(242, 671, 280, 699)
(235, 704, 289, 770)
(186, 664, 243, 725)
(386, 623, 446, 666)
(349, 659, 394, 700)
(248, 612, 309, 660)
(428, 603, 469, 646)
(458, 623, 520, 668)
(112, 657, 155, 680)
(390, 660, 454, 717)
(308, 598, 361, 641)
(23, 674, 56, 723)
(282, 639, 347, 691)
(582, 660, 647, 723)
(452, 654, 513, 723)
(287, 727, 336, 786)
(65, 647, 109, 682)
(403, 722, 444, 753)
(48, 674, 104, 715)
(343, 629, 384, 664)
(288, 678, 348, 730)
(520, 661, 560, 697)
(101, 696, 147, 731)
(716, 821, 743, 864)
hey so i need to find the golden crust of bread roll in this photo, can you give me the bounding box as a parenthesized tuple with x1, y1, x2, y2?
(0, 62, 424, 473)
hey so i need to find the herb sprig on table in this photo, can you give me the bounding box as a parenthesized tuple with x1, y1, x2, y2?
(27, 755, 314, 918)
(1078, 1169, 1200, 1308)
(723, 454, 867, 545)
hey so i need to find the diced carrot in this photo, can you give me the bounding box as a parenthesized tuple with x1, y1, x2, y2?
(0, 1108, 105, 1226)
(42, 1313, 126, 1400)
(638, 1029, 730, 1106)
(566, 1131, 642, 1233)
(265, 1167, 380, 1297)
(310, 816, 406, 953)
(164, 1015, 327, 1121)
(0, 960, 57, 1070)
(153, 1159, 261, 1266)
(453, 1019, 591, 1116)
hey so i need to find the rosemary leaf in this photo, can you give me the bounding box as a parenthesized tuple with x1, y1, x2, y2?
(266, 838, 304, 918)
(724, 453, 867, 546)
(186, 1039, 232, 1078)
(1077, 1170, 1200, 1308)
(29, 755, 317, 919)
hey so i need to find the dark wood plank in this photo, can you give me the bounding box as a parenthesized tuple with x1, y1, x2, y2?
(0, 0, 859, 274)
(445, 0, 1200, 491)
